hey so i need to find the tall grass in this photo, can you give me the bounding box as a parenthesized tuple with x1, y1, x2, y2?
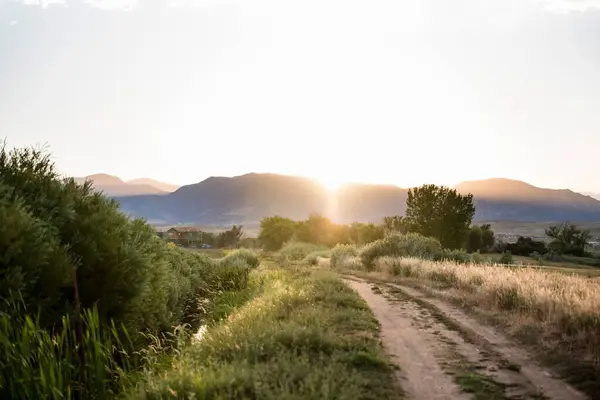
(359, 233, 442, 267)
(330, 244, 359, 268)
(278, 242, 328, 264)
(0, 144, 259, 398)
(219, 248, 261, 269)
(0, 300, 136, 399)
(303, 250, 332, 266)
(355, 256, 600, 396)
(127, 266, 400, 399)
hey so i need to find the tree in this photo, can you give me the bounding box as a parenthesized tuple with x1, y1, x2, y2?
(545, 222, 590, 256)
(295, 214, 342, 247)
(258, 216, 296, 251)
(467, 226, 483, 253)
(217, 225, 243, 248)
(505, 236, 547, 256)
(405, 184, 476, 249)
(382, 215, 408, 235)
(480, 224, 495, 251)
(347, 222, 384, 245)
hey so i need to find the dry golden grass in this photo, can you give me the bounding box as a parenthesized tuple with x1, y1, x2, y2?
(375, 257, 600, 324)
(335, 256, 600, 395)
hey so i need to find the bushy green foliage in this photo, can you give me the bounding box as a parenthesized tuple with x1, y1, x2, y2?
(129, 268, 400, 400)
(0, 302, 135, 399)
(471, 251, 490, 264)
(278, 242, 328, 263)
(219, 248, 261, 269)
(359, 233, 442, 266)
(330, 244, 359, 268)
(499, 251, 514, 265)
(546, 222, 591, 257)
(346, 222, 385, 245)
(295, 214, 346, 247)
(406, 184, 475, 249)
(258, 216, 297, 251)
(303, 250, 331, 266)
(0, 144, 258, 398)
(439, 249, 471, 263)
(382, 215, 408, 234)
(506, 236, 547, 257)
(258, 215, 385, 250)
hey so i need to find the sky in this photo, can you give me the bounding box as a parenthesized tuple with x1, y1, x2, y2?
(1, 0, 600, 191)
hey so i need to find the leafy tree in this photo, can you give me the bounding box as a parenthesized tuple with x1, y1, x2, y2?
(480, 224, 495, 251)
(467, 226, 483, 253)
(258, 216, 297, 251)
(217, 225, 243, 248)
(467, 224, 495, 253)
(505, 236, 547, 256)
(405, 184, 476, 249)
(347, 222, 384, 245)
(382, 215, 408, 235)
(295, 214, 342, 247)
(545, 222, 591, 256)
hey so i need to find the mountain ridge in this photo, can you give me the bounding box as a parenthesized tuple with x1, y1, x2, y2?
(74, 174, 179, 197)
(112, 173, 600, 225)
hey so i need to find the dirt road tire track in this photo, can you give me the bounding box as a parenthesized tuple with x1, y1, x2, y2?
(345, 276, 587, 400)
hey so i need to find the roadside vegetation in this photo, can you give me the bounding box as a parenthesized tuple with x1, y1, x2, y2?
(256, 180, 600, 398)
(0, 143, 401, 399)
(0, 145, 260, 398)
(127, 264, 400, 399)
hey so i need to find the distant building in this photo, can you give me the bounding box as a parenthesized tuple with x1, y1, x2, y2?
(156, 226, 205, 247)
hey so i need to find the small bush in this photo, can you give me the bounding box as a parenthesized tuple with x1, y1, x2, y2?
(220, 249, 261, 269)
(439, 249, 471, 264)
(506, 236, 547, 256)
(359, 233, 442, 267)
(330, 244, 359, 268)
(471, 252, 489, 264)
(499, 251, 513, 265)
(337, 256, 365, 271)
(278, 242, 327, 264)
(304, 250, 331, 266)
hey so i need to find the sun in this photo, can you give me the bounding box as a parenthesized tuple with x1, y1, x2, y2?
(316, 176, 345, 192)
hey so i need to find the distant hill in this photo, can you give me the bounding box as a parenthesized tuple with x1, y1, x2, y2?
(128, 178, 180, 193)
(583, 192, 600, 201)
(114, 174, 600, 225)
(74, 174, 179, 197)
(455, 178, 600, 221)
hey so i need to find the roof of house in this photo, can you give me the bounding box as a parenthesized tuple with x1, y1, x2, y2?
(167, 226, 202, 233)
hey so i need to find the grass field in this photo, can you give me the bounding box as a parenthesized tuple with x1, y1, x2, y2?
(126, 261, 400, 399)
(332, 255, 600, 397)
(478, 220, 600, 240)
(482, 253, 600, 276)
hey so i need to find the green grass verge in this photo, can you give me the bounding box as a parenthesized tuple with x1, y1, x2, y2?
(126, 264, 401, 399)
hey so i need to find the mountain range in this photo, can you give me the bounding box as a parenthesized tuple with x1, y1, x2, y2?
(96, 173, 600, 225)
(74, 174, 179, 196)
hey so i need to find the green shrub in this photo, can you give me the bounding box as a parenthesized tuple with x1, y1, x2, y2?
(278, 242, 327, 264)
(471, 252, 490, 264)
(0, 302, 135, 399)
(304, 250, 331, 266)
(220, 249, 260, 269)
(499, 251, 514, 265)
(129, 269, 400, 400)
(439, 249, 471, 264)
(330, 244, 358, 268)
(0, 144, 256, 398)
(359, 233, 442, 267)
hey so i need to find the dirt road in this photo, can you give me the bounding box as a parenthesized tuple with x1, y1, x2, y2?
(345, 277, 587, 400)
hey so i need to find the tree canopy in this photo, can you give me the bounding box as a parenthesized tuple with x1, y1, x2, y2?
(405, 184, 475, 249)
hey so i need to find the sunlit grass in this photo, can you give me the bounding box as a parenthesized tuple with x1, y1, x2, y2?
(127, 265, 400, 399)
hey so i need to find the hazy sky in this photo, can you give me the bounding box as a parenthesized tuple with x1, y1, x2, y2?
(2, 0, 600, 190)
